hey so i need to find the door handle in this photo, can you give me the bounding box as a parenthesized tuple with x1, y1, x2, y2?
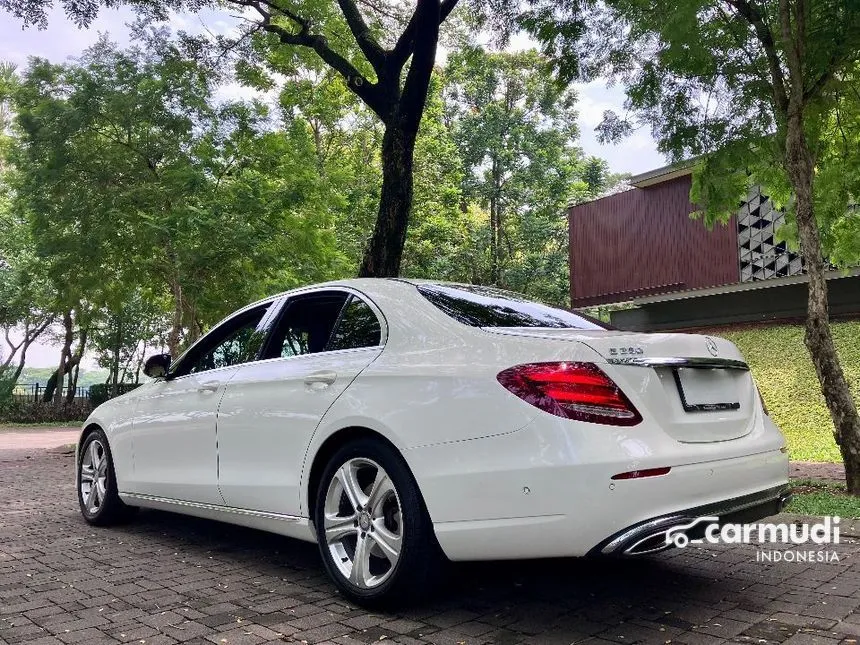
(304, 370, 337, 387)
(197, 381, 220, 393)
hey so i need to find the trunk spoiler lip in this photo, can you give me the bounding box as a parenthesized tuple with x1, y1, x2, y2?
(606, 356, 750, 371)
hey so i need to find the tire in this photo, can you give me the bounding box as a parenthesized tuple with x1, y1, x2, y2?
(314, 437, 443, 608)
(77, 428, 136, 526)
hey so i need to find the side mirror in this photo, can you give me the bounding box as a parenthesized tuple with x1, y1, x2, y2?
(143, 353, 171, 379)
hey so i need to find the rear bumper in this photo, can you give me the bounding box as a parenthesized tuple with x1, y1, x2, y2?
(590, 484, 792, 556)
(406, 413, 789, 561)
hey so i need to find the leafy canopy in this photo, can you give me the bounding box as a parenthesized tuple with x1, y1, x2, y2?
(523, 0, 860, 264)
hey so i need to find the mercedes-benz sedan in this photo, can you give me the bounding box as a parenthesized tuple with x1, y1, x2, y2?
(77, 279, 790, 606)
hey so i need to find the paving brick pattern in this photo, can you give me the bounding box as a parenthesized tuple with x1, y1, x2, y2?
(2, 448, 860, 645)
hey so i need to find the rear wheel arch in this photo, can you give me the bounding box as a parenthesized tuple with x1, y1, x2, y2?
(305, 426, 416, 524)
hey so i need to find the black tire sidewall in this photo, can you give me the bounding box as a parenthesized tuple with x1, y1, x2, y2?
(77, 429, 123, 525)
(314, 438, 438, 606)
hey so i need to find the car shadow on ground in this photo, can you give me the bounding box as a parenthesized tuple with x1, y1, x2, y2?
(119, 506, 720, 628)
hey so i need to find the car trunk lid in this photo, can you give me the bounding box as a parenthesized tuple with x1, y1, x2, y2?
(484, 328, 758, 443)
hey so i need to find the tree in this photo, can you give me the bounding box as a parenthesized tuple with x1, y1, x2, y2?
(526, 0, 860, 491)
(1, 0, 470, 278)
(91, 290, 169, 394)
(444, 46, 585, 304)
(7, 35, 340, 363)
(0, 64, 55, 387)
(266, 62, 468, 281)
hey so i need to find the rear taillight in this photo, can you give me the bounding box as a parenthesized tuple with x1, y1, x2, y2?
(497, 362, 643, 426)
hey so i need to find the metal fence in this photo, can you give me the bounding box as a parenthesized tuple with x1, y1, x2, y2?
(10, 383, 89, 403)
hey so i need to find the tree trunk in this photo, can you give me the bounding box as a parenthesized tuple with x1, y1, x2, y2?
(12, 343, 28, 383)
(357, 0, 440, 277)
(65, 328, 87, 404)
(168, 279, 183, 358)
(358, 123, 418, 277)
(52, 311, 73, 406)
(111, 317, 122, 398)
(785, 109, 860, 495)
(66, 362, 80, 404)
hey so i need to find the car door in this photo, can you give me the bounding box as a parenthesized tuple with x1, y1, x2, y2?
(127, 302, 272, 504)
(217, 289, 385, 515)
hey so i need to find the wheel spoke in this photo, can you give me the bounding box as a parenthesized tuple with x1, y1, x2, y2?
(366, 471, 394, 516)
(80, 465, 95, 484)
(89, 441, 101, 471)
(350, 534, 372, 588)
(95, 477, 107, 502)
(324, 512, 358, 543)
(370, 520, 401, 565)
(336, 463, 367, 511)
(86, 480, 99, 512)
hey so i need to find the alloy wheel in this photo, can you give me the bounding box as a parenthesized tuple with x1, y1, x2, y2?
(323, 457, 403, 589)
(80, 439, 108, 515)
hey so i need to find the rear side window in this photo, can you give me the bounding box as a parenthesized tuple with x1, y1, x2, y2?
(266, 291, 350, 358)
(417, 283, 607, 330)
(327, 296, 382, 351)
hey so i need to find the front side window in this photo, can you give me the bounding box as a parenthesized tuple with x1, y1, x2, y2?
(266, 291, 350, 359)
(183, 306, 269, 375)
(417, 283, 608, 330)
(327, 296, 382, 351)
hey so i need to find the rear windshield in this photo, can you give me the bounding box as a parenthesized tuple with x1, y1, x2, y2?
(417, 283, 608, 330)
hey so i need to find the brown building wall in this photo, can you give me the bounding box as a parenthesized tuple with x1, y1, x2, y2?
(568, 175, 740, 306)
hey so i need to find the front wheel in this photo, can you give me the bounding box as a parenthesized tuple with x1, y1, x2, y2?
(314, 438, 443, 608)
(78, 429, 136, 525)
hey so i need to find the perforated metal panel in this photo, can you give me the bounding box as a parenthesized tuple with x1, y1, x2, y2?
(737, 187, 805, 282)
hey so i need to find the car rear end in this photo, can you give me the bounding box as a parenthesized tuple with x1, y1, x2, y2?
(495, 329, 789, 555)
(404, 283, 789, 561)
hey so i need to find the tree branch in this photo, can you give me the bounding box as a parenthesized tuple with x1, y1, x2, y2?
(724, 0, 789, 115)
(390, 0, 459, 70)
(336, 0, 386, 71)
(398, 0, 442, 134)
(236, 0, 386, 117)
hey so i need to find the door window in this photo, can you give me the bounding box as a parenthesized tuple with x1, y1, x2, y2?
(266, 291, 350, 359)
(176, 306, 269, 376)
(327, 296, 382, 351)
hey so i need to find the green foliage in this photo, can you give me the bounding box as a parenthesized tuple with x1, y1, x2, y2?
(6, 33, 344, 355)
(0, 363, 14, 404)
(0, 399, 92, 424)
(712, 322, 860, 463)
(443, 46, 585, 305)
(0, 13, 612, 377)
(89, 382, 142, 407)
(521, 0, 860, 267)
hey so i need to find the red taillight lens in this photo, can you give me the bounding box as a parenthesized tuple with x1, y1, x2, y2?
(497, 362, 643, 426)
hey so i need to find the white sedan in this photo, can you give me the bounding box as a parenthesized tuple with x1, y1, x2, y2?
(77, 279, 790, 606)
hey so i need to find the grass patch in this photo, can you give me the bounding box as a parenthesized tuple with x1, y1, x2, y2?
(787, 478, 860, 518)
(0, 421, 83, 430)
(711, 321, 860, 463)
(787, 492, 860, 518)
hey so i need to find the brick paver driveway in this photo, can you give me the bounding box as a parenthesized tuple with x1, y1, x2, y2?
(2, 444, 860, 645)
